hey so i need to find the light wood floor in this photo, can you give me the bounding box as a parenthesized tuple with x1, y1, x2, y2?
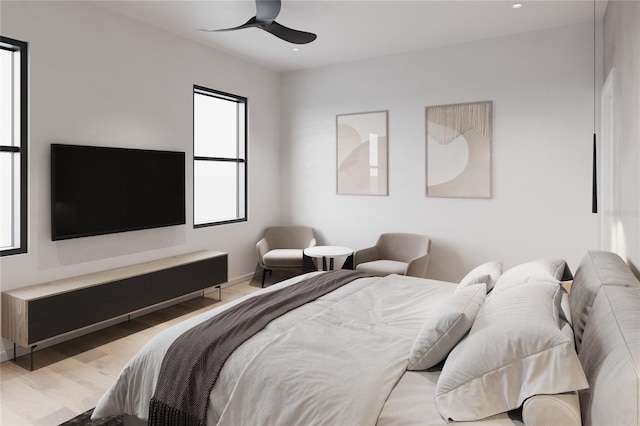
(0, 281, 261, 426)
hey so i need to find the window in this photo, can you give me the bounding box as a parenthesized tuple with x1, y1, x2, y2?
(193, 86, 247, 227)
(1, 37, 27, 256)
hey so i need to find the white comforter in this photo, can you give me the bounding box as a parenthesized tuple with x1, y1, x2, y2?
(93, 272, 456, 425)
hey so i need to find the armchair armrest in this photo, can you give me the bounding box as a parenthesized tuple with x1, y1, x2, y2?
(406, 253, 430, 278)
(256, 238, 270, 267)
(307, 238, 317, 248)
(354, 246, 380, 267)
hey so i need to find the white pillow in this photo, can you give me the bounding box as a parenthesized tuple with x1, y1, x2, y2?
(456, 261, 502, 293)
(434, 280, 588, 422)
(493, 258, 568, 293)
(408, 283, 486, 370)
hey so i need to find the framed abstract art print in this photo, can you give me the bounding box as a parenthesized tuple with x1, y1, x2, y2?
(426, 101, 492, 198)
(336, 110, 388, 196)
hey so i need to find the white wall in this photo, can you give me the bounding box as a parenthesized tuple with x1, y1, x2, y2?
(604, 0, 640, 276)
(0, 1, 612, 360)
(280, 23, 601, 282)
(0, 1, 282, 355)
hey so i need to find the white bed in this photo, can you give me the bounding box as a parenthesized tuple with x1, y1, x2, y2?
(93, 266, 582, 426)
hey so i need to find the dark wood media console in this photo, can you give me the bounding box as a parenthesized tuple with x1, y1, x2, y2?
(1, 250, 227, 369)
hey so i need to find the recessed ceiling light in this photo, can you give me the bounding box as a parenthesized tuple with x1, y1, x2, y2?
(512, 3, 523, 8)
(293, 47, 300, 52)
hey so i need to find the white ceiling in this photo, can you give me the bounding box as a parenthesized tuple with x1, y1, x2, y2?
(94, 0, 608, 72)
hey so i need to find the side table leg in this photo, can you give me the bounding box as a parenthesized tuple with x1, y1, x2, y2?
(322, 256, 327, 271)
(329, 257, 334, 270)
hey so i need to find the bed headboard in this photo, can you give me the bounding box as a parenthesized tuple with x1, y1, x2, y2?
(569, 250, 640, 426)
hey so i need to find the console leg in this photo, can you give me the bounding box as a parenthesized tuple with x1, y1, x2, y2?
(11, 344, 37, 371)
(30, 345, 36, 371)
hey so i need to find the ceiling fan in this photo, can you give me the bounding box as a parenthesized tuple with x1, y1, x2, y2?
(201, 0, 317, 45)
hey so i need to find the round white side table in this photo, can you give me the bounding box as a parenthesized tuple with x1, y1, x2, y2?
(303, 246, 354, 271)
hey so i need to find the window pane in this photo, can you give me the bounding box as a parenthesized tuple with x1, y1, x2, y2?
(0, 49, 13, 147)
(194, 161, 238, 225)
(0, 152, 17, 249)
(194, 93, 238, 158)
(236, 102, 246, 159)
(237, 161, 246, 219)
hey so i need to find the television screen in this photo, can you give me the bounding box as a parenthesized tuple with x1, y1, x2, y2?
(51, 144, 186, 240)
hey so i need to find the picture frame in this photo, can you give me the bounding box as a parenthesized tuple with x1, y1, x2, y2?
(336, 110, 388, 196)
(426, 101, 492, 198)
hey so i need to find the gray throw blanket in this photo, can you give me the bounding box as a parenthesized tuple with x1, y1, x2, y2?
(149, 269, 370, 426)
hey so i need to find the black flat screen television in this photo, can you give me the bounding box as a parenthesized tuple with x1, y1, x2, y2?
(51, 144, 186, 241)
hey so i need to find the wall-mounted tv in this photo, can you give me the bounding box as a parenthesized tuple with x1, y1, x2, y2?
(51, 144, 186, 241)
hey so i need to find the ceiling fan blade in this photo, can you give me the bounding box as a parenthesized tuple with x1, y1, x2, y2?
(255, 0, 281, 23)
(200, 16, 258, 32)
(262, 21, 317, 44)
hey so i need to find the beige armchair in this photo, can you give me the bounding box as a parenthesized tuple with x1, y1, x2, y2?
(354, 233, 431, 278)
(256, 226, 317, 287)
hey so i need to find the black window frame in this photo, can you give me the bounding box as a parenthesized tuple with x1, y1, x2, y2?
(0, 36, 28, 257)
(193, 85, 248, 228)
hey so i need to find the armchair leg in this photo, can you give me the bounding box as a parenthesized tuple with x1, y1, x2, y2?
(343, 254, 354, 270)
(303, 254, 316, 273)
(261, 269, 272, 288)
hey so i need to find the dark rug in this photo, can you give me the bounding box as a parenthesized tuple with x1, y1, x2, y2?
(59, 408, 123, 426)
